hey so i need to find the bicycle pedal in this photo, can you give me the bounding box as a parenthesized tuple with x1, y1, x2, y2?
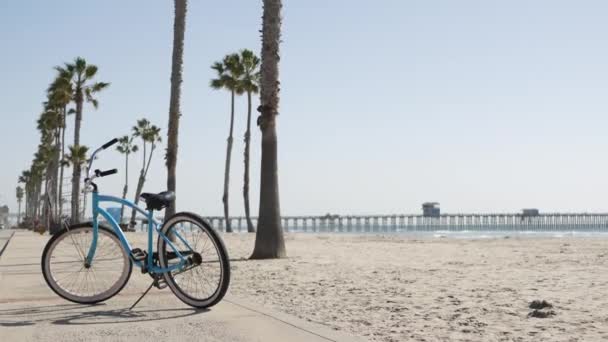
(154, 276, 168, 289)
(130, 248, 148, 262)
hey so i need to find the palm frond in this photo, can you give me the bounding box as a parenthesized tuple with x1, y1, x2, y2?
(210, 78, 224, 90)
(84, 88, 99, 108)
(84, 64, 98, 79)
(211, 62, 224, 73)
(117, 135, 139, 154)
(90, 81, 109, 93)
(65, 145, 89, 165)
(74, 57, 87, 74)
(64, 63, 75, 74)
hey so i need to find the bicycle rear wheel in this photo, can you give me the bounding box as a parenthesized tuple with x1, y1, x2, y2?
(41, 223, 132, 304)
(158, 212, 230, 309)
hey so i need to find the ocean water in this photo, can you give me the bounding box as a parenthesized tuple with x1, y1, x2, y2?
(309, 230, 608, 239)
(424, 230, 608, 239)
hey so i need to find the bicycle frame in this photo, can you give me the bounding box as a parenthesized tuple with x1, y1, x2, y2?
(85, 190, 193, 274)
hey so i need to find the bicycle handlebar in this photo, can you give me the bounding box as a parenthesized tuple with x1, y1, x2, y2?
(102, 138, 119, 150)
(95, 169, 118, 177)
(86, 138, 120, 185)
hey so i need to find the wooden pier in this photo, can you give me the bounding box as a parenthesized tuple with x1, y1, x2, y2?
(198, 213, 608, 233)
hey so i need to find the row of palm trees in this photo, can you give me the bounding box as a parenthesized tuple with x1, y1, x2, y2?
(17, 58, 108, 226)
(19, 105, 163, 226)
(17, 49, 261, 234)
(17, 0, 286, 258)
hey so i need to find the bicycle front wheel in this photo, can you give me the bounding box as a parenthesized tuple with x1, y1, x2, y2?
(41, 223, 132, 304)
(158, 212, 230, 309)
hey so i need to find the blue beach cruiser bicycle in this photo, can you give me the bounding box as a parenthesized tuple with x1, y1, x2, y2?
(41, 138, 230, 309)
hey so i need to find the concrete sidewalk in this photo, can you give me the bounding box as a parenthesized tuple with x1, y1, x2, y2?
(0, 230, 14, 257)
(0, 231, 364, 342)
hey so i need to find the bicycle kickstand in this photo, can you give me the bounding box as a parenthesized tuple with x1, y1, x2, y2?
(129, 281, 155, 311)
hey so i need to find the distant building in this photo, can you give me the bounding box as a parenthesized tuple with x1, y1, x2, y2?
(522, 208, 540, 217)
(422, 202, 440, 218)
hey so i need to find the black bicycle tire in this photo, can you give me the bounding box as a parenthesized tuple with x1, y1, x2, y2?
(157, 212, 231, 309)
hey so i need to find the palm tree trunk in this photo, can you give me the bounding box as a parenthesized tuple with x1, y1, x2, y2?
(29, 188, 33, 221)
(130, 172, 145, 228)
(130, 142, 147, 228)
(29, 187, 32, 219)
(165, 0, 188, 220)
(251, 120, 284, 258)
(53, 131, 60, 219)
(58, 108, 66, 219)
(45, 160, 56, 228)
(71, 96, 83, 223)
(130, 144, 156, 228)
(144, 145, 156, 179)
(251, 0, 286, 259)
(71, 161, 81, 222)
(31, 184, 36, 219)
(31, 188, 34, 221)
(35, 181, 40, 219)
(34, 181, 38, 220)
(243, 91, 255, 233)
(36, 180, 42, 220)
(120, 153, 129, 223)
(223, 91, 235, 233)
(18, 201, 21, 225)
(24, 188, 29, 220)
(44, 168, 50, 224)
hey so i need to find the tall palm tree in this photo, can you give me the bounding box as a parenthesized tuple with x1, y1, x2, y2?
(25, 159, 45, 224)
(117, 136, 138, 224)
(130, 119, 162, 227)
(211, 53, 244, 233)
(64, 145, 89, 221)
(26, 165, 39, 223)
(37, 143, 55, 229)
(165, 0, 188, 220)
(16, 186, 24, 225)
(18, 171, 31, 221)
(56, 58, 109, 223)
(37, 108, 61, 222)
(239, 49, 261, 233)
(47, 75, 74, 219)
(20, 165, 41, 223)
(251, 0, 287, 259)
(59, 109, 75, 218)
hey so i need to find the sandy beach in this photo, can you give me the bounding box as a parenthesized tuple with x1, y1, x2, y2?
(218, 233, 608, 342)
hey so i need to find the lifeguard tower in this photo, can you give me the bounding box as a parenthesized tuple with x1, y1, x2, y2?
(422, 202, 440, 218)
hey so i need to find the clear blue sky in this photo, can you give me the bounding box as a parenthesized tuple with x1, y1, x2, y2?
(1, 0, 608, 216)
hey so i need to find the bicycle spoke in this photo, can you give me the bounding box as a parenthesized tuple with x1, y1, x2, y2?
(68, 233, 86, 262)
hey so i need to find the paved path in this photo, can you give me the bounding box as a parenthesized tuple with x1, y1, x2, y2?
(0, 231, 364, 342)
(0, 230, 14, 258)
